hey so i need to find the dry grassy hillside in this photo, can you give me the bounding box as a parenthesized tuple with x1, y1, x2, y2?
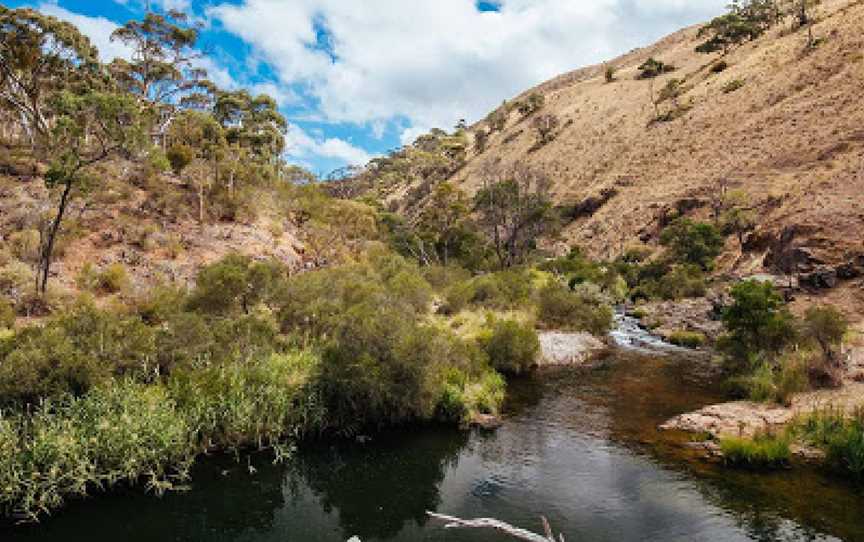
(0, 155, 309, 308)
(441, 0, 864, 316)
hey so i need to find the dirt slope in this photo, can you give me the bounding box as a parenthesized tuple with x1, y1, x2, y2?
(0, 158, 307, 304)
(439, 0, 864, 317)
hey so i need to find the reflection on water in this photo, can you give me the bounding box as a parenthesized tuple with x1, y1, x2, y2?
(6, 346, 864, 542)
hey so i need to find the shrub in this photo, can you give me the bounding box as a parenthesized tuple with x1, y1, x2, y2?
(188, 254, 287, 316)
(794, 408, 864, 480)
(0, 297, 14, 329)
(720, 431, 791, 469)
(719, 280, 797, 369)
(710, 60, 729, 73)
(8, 229, 40, 263)
(516, 92, 545, 116)
(98, 263, 130, 293)
(532, 113, 560, 146)
(537, 282, 613, 335)
(722, 79, 745, 93)
(604, 64, 617, 82)
(660, 219, 724, 271)
(481, 319, 540, 375)
(166, 144, 194, 175)
(637, 57, 675, 79)
(469, 269, 534, 310)
(77, 262, 130, 294)
(145, 147, 171, 176)
(650, 264, 707, 300)
(668, 330, 707, 348)
(802, 306, 848, 364)
(0, 301, 158, 405)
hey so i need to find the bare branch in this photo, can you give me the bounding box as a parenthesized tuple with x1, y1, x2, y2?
(426, 511, 563, 542)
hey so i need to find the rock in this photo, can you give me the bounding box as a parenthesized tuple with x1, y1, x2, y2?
(470, 413, 502, 430)
(800, 267, 838, 290)
(537, 331, 605, 366)
(659, 401, 794, 439)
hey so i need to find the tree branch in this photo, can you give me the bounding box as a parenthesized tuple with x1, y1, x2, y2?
(426, 511, 564, 542)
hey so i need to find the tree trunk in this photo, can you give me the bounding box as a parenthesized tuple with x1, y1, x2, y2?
(38, 178, 74, 295)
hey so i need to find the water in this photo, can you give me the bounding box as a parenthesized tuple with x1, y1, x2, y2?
(6, 320, 864, 541)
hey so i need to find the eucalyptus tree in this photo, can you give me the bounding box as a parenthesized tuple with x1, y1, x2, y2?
(38, 92, 145, 293)
(109, 10, 212, 140)
(0, 6, 101, 146)
(474, 163, 556, 269)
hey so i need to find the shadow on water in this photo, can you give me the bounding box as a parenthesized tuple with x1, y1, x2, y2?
(6, 329, 864, 541)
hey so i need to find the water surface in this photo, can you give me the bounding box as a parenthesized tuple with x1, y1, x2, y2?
(7, 328, 864, 541)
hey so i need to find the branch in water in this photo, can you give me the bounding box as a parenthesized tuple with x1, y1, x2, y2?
(426, 511, 565, 542)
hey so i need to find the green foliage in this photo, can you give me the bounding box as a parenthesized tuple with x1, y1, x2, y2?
(468, 269, 534, 310)
(637, 57, 675, 79)
(166, 144, 194, 175)
(654, 264, 708, 300)
(474, 163, 556, 268)
(722, 79, 746, 93)
(77, 262, 130, 294)
(720, 431, 791, 468)
(793, 408, 864, 481)
(696, 0, 779, 54)
(537, 281, 613, 335)
(604, 64, 617, 82)
(516, 92, 545, 116)
(802, 305, 848, 362)
(0, 297, 14, 329)
(660, 219, 725, 271)
(0, 300, 157, 405)
(188, 253, 287, 316)
(481, 319, 540, 375)
(668, 330, 707, 348)
(719, 280, 797, 368)
(0, 350, 322, 520)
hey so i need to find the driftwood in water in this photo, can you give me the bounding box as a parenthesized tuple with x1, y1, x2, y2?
(426, 511, 565, 542)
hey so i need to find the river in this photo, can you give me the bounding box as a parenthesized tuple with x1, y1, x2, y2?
(6, 318, 864, 541)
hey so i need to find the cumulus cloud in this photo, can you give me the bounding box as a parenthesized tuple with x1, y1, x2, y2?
(38, 2, 134, 62)
(210, 0, 726, 143)
(284, 125, 372, 166)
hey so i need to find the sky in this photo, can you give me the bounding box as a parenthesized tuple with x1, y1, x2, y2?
(8, 0, 727, 176)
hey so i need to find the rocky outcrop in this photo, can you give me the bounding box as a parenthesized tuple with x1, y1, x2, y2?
(537, 331, 605, 367)
(630, 297, 724, 343)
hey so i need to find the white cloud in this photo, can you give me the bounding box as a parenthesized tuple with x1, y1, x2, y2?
(210, 0, 726, 139)
(284, 125, 372, 166)
(39, 2, 134, 62)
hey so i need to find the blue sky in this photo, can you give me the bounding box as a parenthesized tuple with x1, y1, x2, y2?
(11, 0, 727, 176)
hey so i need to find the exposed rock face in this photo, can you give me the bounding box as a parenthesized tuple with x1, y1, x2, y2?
(631, 297, 724, 343)
(537, 331, 605, 366)
(660, 401, 794, 439)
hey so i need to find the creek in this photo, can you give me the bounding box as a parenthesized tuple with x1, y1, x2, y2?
(7, 317, 864, 541)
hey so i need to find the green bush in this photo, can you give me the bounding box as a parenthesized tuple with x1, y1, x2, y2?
(719, 280, 797, 369)
(722, 79, 745, 94)
(652, 264, 707, 300)
(166, 144, 194, 175)
(189, 254, 287, 315)
(720, 431, 791, 469)
(802, 305, 848, 366)
(537, 282, 613, 335)
(637, 57, 675, 79)
(660, 219, 724, 271)
(727, 353, 809, 405)
(794, 408, 864, 480)
(668, 330, 706, 348)
(481, 319, 540, 375)
(0, 297, 14, 329)
(0, 301, 157, 405)
(468, 269, 533, 310)
(77, 262, 131, 294)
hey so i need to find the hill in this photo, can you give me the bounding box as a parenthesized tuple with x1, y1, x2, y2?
(383, 0, 864, 319)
